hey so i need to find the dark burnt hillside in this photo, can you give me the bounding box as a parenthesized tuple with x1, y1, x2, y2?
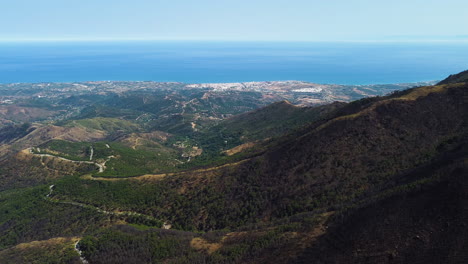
(438, 69, 468, 84)
(295, 150, 468, 264)
(186, 83, 468, 229)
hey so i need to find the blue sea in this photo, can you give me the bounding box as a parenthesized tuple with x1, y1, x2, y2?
(0, 41, 467, 84)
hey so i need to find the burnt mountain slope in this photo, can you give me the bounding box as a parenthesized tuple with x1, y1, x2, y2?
(438, 69, 468, 84)
(295, 149, 468, 264)
(176, 83, 467, 229)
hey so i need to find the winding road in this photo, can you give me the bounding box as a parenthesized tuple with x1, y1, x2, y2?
(44, 183, 170, 263)
(45, 184, 167, 227)
(89, 146, 94, 161)
(27, 148, 113, 173)
(34, 147, 174, 263)
(26, 147, 250, 182)
(74, 240, 89, 264)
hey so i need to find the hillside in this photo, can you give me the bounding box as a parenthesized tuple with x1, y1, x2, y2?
(63, 81, 466, 263)
(165, 82, 467, 230)
(438, 69, 468, 84)
(296, 156, 468, 264)
(0, 74, 466, 263)
(195, 100, 345, 157)
(212, 100, 344, 141)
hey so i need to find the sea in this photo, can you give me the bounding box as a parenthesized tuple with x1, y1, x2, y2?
(0, 41, 467, 85)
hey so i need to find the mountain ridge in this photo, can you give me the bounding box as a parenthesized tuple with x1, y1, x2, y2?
(438, 69, 468, 84)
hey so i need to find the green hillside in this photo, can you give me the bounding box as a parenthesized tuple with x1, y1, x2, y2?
(63, 117, 140, 134)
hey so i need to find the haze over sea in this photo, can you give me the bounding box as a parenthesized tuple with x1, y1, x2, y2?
(0, 41, 467, 85)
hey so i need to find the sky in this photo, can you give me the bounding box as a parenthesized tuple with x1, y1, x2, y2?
(2, 0, 468, 42)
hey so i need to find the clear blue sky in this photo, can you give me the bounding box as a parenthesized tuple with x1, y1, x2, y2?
(2, 0, 467, 42)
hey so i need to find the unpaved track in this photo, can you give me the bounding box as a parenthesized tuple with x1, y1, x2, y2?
(45, 183, 165, 226)
(26, 148, 113, 173)
(82, 158, 251, 181)
(74, 240, 89, 264)
(25, 147, 250, 182)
